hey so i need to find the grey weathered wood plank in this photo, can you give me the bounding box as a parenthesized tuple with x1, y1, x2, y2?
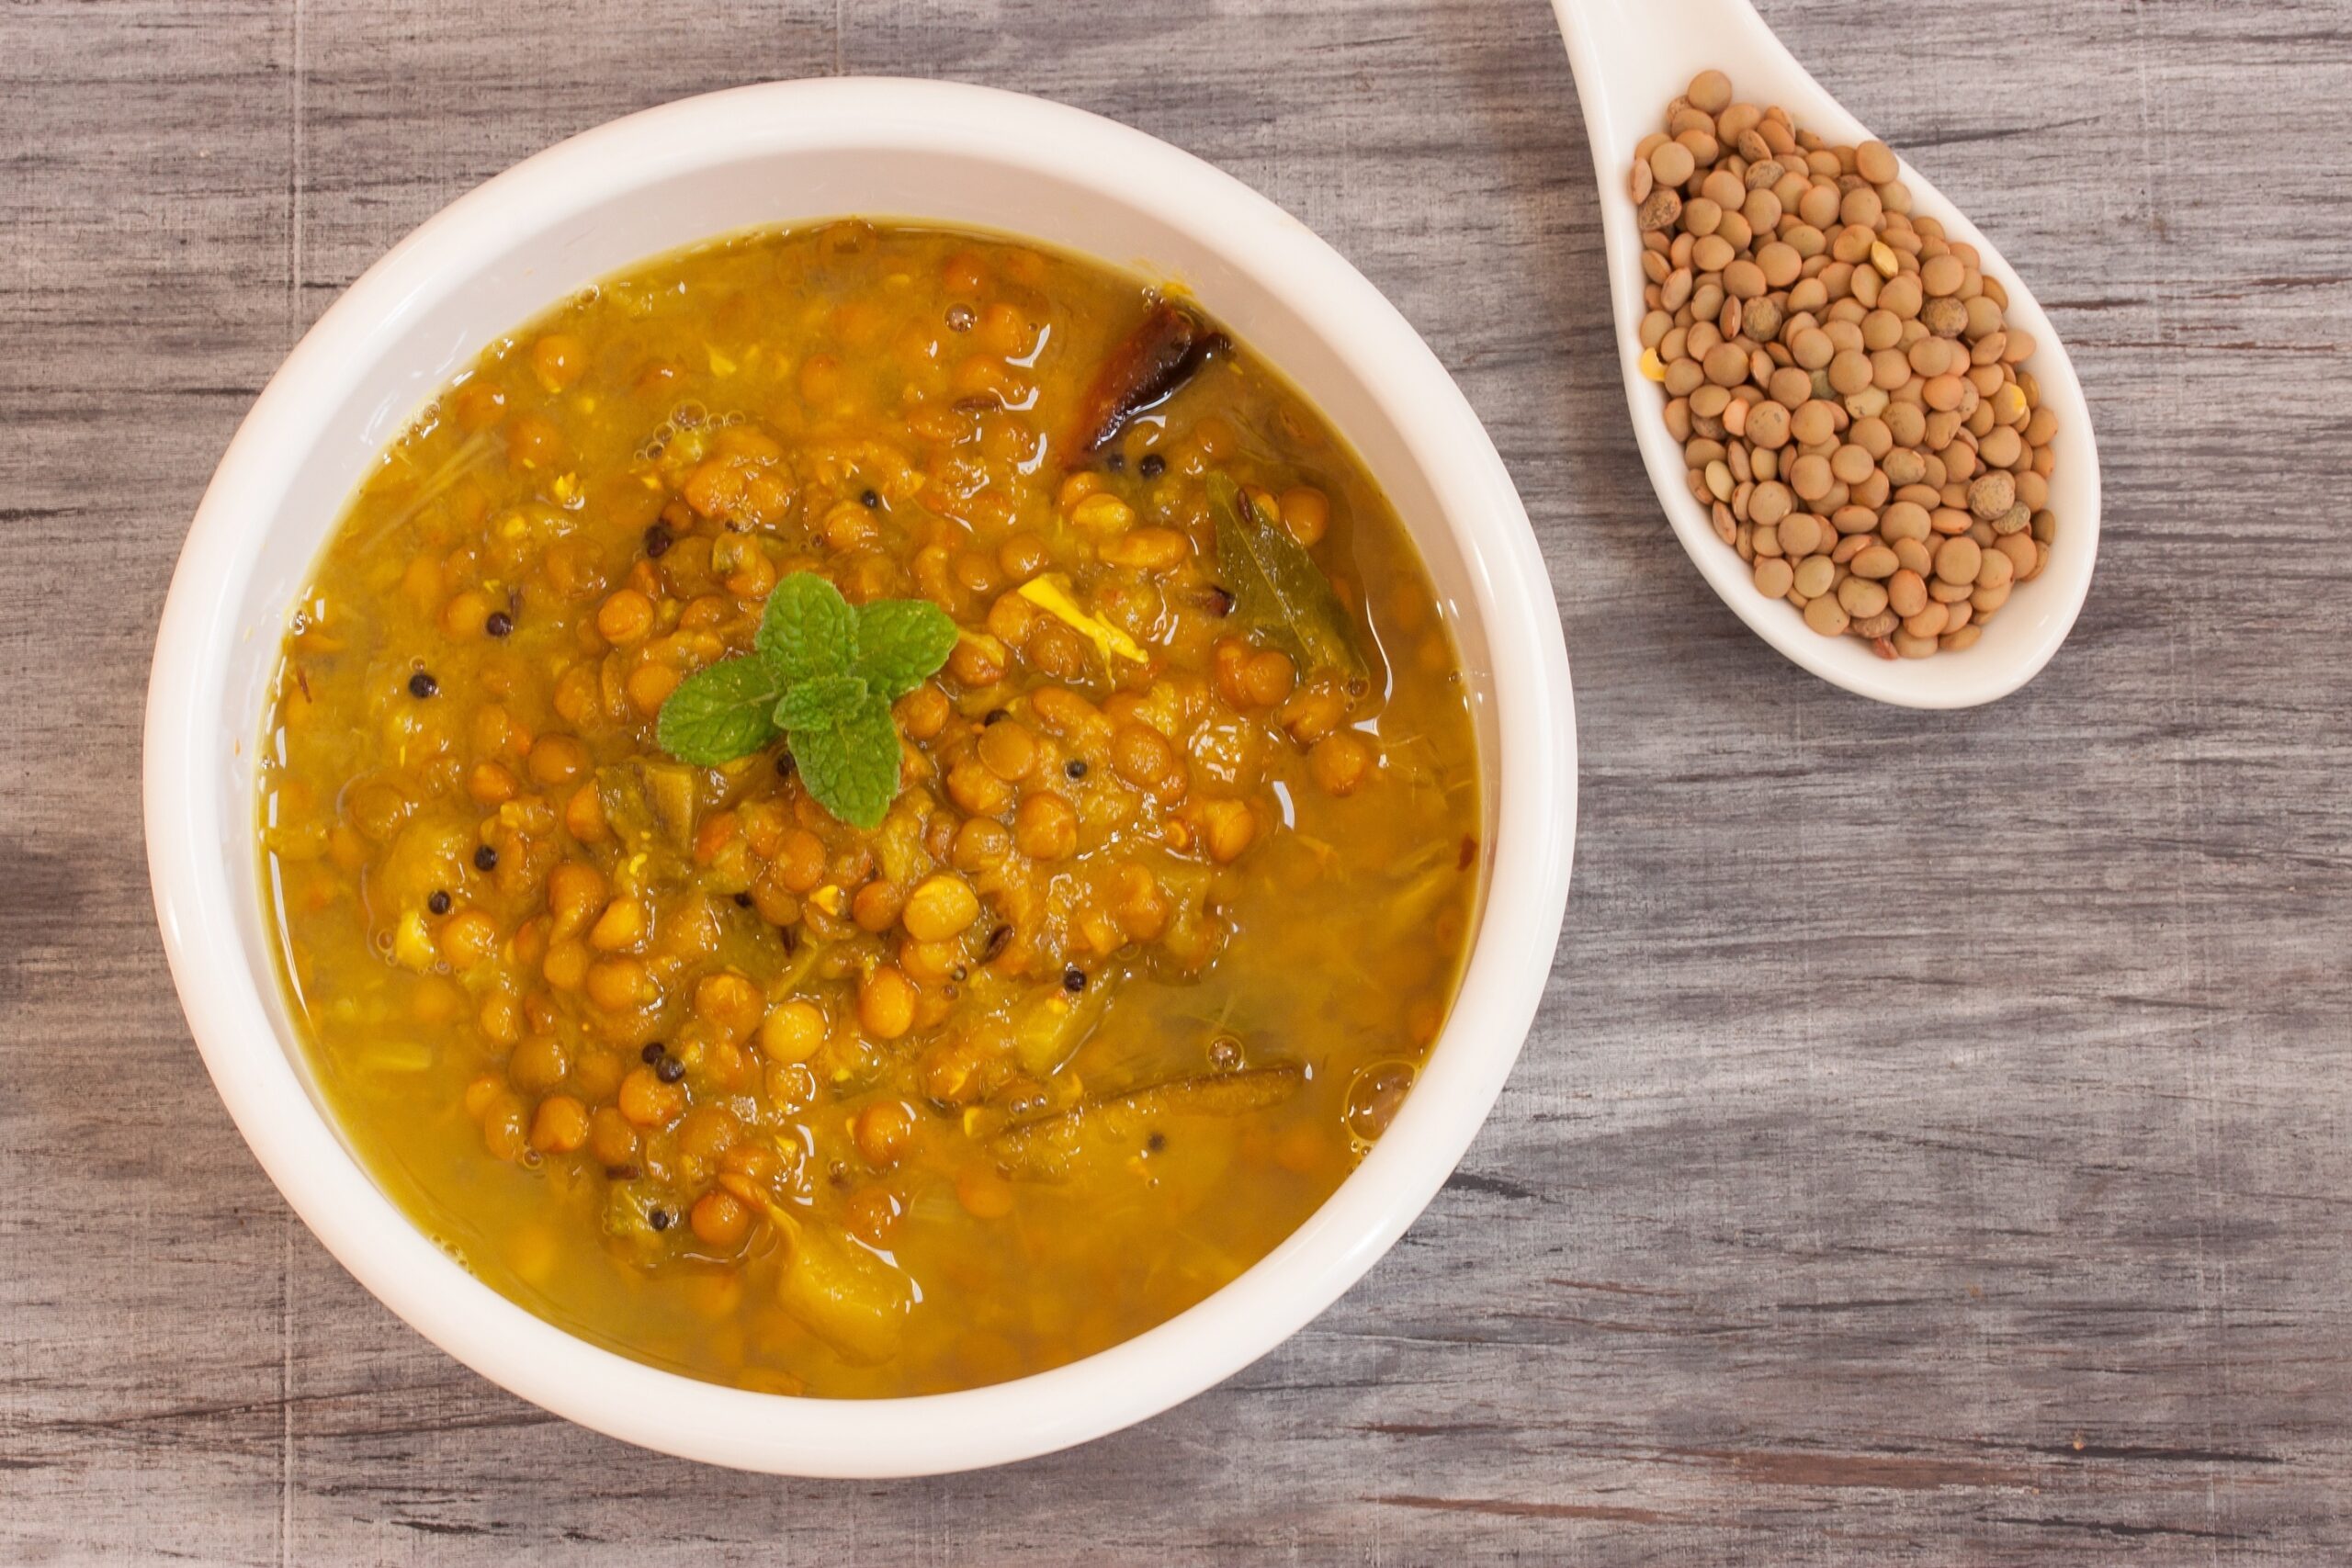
(6, 0, 2352, 1561)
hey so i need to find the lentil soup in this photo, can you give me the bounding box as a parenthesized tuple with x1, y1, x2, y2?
(257, 220, 1481, 1398)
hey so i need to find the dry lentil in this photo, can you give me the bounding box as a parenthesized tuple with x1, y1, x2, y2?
(1630, 71, 2059, 658)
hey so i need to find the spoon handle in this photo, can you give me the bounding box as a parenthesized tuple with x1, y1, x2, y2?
(1553, 0, 1773, 84)
(1551, 0, 1870, 170)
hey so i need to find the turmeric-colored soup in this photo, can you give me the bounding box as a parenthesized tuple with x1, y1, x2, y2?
(258, 220, 1480, 1397)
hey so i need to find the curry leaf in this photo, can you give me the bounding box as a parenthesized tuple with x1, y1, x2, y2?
(653, 657, 785, 765)
(1207, 473, 1363, 677)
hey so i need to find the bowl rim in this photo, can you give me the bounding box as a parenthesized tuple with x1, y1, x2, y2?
(142, 75, 1576, 1476)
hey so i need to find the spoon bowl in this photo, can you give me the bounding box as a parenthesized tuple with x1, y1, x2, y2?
(1552, 0, 2098, 708)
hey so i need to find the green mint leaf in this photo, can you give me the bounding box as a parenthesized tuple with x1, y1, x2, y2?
(786, 690, 903, 830)
(773, 673, 868, 732)
(670, 576, 948, 825)
(655, 656, 785, 766)
(853, 598, 959, 698)
(755, 572, 856, 683)
(1208, 472, 1364, 678)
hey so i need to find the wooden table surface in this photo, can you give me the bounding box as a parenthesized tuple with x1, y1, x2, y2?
(7, 0, 2350, 1561)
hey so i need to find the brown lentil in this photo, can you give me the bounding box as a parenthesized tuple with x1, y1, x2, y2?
(1630, 72, 2059, 659)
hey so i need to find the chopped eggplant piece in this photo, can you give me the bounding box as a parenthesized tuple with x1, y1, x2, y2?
(596, 759, 700, 856)
(766, 1203, 911, 1364)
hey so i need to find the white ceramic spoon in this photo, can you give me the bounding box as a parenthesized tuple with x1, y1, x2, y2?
(1551, 0, 2098, 708)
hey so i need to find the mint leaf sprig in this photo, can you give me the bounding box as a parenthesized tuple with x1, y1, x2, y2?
(655, 573, 958, 830)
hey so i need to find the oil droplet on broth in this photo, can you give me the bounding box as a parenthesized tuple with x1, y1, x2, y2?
(1344, 1061, 1418, 1145)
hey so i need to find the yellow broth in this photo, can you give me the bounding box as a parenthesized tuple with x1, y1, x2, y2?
(257, 221, 1481, 1397)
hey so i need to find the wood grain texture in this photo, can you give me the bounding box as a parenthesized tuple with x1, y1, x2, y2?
(5, 0, 2351, 1561)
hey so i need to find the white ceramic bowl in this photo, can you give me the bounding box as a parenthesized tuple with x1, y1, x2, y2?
(143, 78, 1576, 1476)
